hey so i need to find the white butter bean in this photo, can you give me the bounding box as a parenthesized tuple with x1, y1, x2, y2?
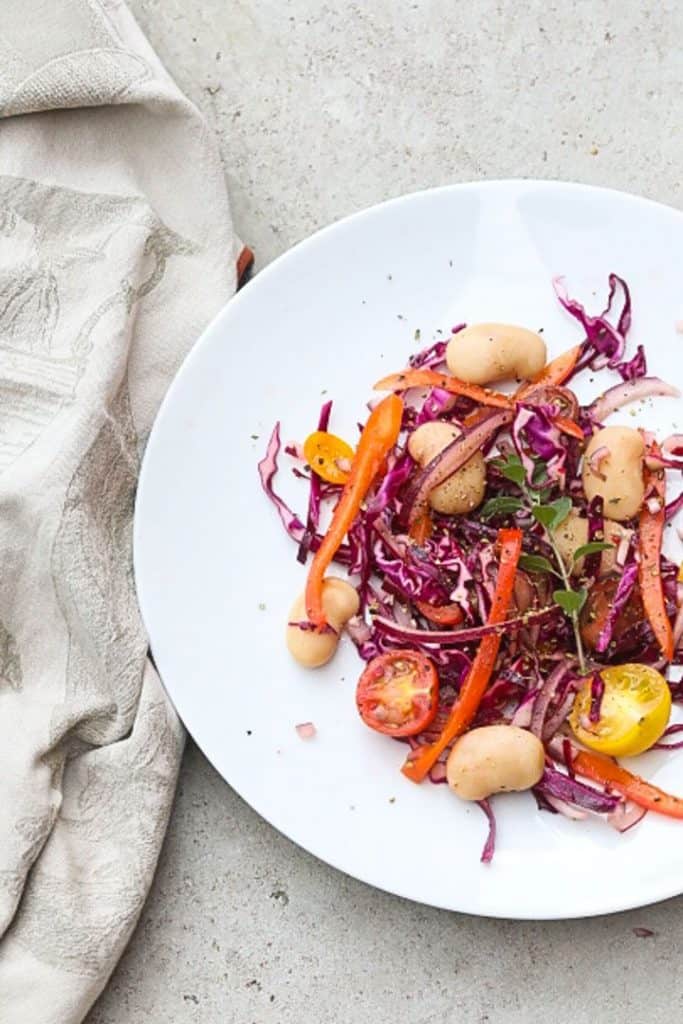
(582, 426, 645, 522)
(286, 578, 359, 668)
(407, 421, 486, 515)
(446, 725, 545, 801)
(446, 323, 547, 385)
(552, 507, 632, 576)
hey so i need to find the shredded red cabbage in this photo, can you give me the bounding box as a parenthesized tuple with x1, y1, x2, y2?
(477, 798, 497, 864)
(297, 400, 333, 563)
(261, 272, 683, 862)
(513, 404, 567, 488)
(258, 423, 307, 542)
(594, 561, 639, 654)
(588, 672, 605, 723)
(538, 766, 621, 814)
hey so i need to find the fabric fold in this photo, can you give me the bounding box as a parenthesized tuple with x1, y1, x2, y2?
(0, 2, 242, 1019)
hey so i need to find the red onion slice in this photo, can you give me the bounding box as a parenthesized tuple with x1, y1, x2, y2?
(543, 794, 588, 820)
(372, 604, 557, 646)
(587, 444, 609, 481)
(588, 377, 679, 423)
(607, 800, 647, 833)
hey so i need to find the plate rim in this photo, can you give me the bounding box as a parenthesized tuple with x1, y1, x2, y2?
(134, 178, 683, 919)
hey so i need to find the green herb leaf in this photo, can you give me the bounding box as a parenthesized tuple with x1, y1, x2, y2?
(519, 554, 557, 576)
(532, 496, 572, 532)
(548, 496, 573, 529)
(480, 496, 524, 520)
(531, 462, 549, 486)
(491, 453, 526, 486)
(501, 462, 526, 486)
(553, 588, 587, 615)
(572, 541, 614, 562)
(531, 505, 557, 529)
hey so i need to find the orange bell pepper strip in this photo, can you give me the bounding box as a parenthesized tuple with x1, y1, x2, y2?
(374, 369, 512, 410)
(639, 441, 674, 662)
(401, 528, 523, 782)
(515, 344, 582, 400)
(554, 415, 585, 442)
(573, 749, 683, 819)
(305, 394, 403, 628)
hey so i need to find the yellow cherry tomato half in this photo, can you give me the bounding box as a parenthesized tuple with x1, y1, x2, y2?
(303, 430, 355, 485)
(570, 663, 672, 757)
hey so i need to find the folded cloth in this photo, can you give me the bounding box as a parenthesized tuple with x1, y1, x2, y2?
(0, 3, 246, 1019)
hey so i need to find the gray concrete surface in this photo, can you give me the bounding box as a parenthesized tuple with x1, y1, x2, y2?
(89, 1, 683, 1021)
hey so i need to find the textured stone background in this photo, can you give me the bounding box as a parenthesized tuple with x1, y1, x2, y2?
(90, 2, 683, 1021)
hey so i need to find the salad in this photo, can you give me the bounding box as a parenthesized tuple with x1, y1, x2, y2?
(259, 274, 683, 861)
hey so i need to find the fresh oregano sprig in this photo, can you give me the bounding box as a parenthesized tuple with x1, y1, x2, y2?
(491, 453, 595, 673)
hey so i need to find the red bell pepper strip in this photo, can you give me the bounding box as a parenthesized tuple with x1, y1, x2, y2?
(515, 344, 582, 399)
(374, 369, 512, 410)
(573, 749, 683, 819)
(305, 393, 403, 628)
(639, 440, 674, 662)
(414, 600, 464, 627)
(409, 512, 433, 545)
(401, 528, 523, 782)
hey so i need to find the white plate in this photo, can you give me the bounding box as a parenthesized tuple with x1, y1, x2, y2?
(135, 180, 683, 919)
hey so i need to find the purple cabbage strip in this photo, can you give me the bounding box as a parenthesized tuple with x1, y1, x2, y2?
(617, 344, 647, 382)
(258, 423, 307, 542)
(350, 455, 415, 609)
(543, 685, 579, 741)
(588, 673, 605, 723)
(653, 724, 683, 750)
(538, 766, 620, 814)
(259, 422, 351, 563)
(554, 273, 629, 372)
(409, 339, 448, 369)
(530, 662, 571, 738)
(365, 453, 414, 520)
(297, 400, 333, 563)
(373, 518, 450, 604)
(415, 388, 456, 426)
(594, 561, 639, 653)
(477, 798, 497, 864)
(406, 323, 464, 371)
(373, 541, 448, 604)
(512, 404, 566, 487)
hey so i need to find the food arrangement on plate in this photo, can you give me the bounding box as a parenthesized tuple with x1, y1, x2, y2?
(259, 274, 683, 861)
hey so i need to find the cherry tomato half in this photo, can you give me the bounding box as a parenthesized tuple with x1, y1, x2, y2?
(303, 430, 354, 485)
(356, 650, 439, 737)
(570, 663, 672, 757)
(415, 600, 464, 626)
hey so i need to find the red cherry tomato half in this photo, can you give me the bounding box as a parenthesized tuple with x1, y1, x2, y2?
(414, 600, 464, 626)
(356, 650, 440, 737)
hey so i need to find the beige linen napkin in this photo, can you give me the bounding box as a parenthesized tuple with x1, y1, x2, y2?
(0, 3, 246, 1020)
